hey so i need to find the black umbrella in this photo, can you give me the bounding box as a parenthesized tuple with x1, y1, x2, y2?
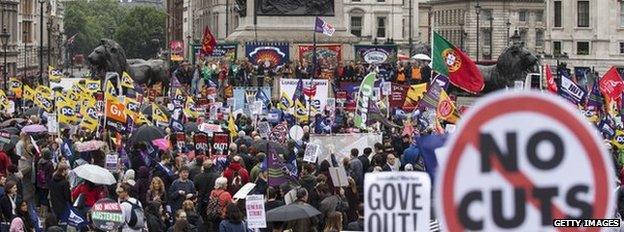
(184, 122, 199, 134)
(0, 118, 26, 128)
(0, 134, 19, 152)
(0, 127, 19, 135)
(140, 104, 171, 117)
(23, 107, 41, 116)
(128, 125, 166, 145)
(266, 203, 321, 222)
(253, 139, 288, 155)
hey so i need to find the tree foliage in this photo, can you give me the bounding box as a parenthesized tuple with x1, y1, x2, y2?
(64, 0, 165, 59)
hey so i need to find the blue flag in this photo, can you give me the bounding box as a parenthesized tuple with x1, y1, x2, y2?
(417, 134, 447, 184)
(558, 73, 586, 105)
(61, 141, 73, 158)
(587, 82, 603, 110)
(599, 117, 616, 139)
(60, 204, 88, 229)
(256, 89, 271, 111)
(292, 78, 306, 106)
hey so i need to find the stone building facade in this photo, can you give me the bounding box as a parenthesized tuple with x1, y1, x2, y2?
(543, 0, 624, 76)
(429, 0, 545, 61)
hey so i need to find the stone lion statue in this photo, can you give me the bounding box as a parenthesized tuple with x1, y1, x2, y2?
(87, 39, 168, 86)
(478, 44, 540, 93)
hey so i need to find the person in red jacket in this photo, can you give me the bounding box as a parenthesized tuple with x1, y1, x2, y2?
(222, 156, 249, 195)
(70, 180, 107, 208)
(0, 150, 12, 176)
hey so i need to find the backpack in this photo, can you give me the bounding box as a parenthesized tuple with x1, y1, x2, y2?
(206, 191, 226, 221)
(124, 200, 145, 230)
(36, 162, 48, 188)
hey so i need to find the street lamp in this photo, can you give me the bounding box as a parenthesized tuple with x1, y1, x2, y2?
(186, 35, 191, 61)
(22, 29, 27, 80)
(489, 16, 493, 60)
(0, 26, 10, 91)
(510, 29, 521, 45)
(47, 18, 52, 68)
(506, 20, 511, 47)
(475, 0, 481, 62)
(39, 0, 46, 85)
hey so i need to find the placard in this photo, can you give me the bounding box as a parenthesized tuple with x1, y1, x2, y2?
(382, 81, 391, 96)
(245, 195, 267, 229)
(193, 132, 209, 156)
(47, 113, 58, 134)
(175, 132, 186, 151)
(303, 144, 319, 163)
(365, 172, 431, 232)
(105, 154, 118, 171)
(233, 183, 257, 199)
(91, 198, 124, 231)
(289, 125, 304, 141)
(212, 132, 230, 155)
(257, 122, 271, 139)
(252, 100, 263, 115)
(329, 166, 349, 187)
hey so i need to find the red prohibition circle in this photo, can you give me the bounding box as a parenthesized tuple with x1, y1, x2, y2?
(440, 95, 611, 232)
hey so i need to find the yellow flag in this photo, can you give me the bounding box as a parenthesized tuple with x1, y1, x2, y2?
(34, 86, 54, 112)
(277, 91, 293, 110)
(85, 80, 101, 93)
(80, 102, 99, 133)
(48, 66, 62, 83)
(57, 97, 79, 124)
(35, 85, 52, 96)
(228, 113, 237, 138)
(0, 89, 10, 110)
(8, 78, 21, 98)
(184, 96, 198, 118)
(23, 85, 35, 101)
(121, 72, 135, 89)
(125, 97, 140, 122)
(80, 96, 97, 119)
(294, 99, 309, 122)
(152, 103, 168, 124)
(105, 80, 117, 99)
(403, 83, 428, 108)
(436, 90, 460, 124)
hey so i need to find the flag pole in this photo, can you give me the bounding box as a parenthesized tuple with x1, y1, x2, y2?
(308, 19, 317, 128)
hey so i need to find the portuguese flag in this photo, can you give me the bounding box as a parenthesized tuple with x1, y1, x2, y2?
(432, 31, 484, 94)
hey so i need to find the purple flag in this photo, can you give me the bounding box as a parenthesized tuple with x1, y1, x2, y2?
(268, 153, 290, 187)
(418, 80, 443, 110)
(315, 17, 335, 36)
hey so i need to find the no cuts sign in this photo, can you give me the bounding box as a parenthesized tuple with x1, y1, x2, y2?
(436, 91, 615, 231)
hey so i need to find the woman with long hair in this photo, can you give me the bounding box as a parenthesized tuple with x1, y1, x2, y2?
(0, 181, 20, 222)
(9, 201, 33, 232)
(218, 203, 247, 232)
(147, 176, 167, 203)
(145, 201, 166, 232)
(323, 212, 343, 232)
(48, 163, 70, 219)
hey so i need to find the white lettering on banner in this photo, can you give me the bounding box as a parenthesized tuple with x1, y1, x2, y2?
(561, 77, 583, 100)
(280, 79, 329, 111)
(364, 172, 431, 232)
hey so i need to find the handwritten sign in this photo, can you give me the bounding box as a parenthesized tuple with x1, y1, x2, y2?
(303, 144, 319, 163)
(245, 195, 267, 229)
(258, 122, 271, 139)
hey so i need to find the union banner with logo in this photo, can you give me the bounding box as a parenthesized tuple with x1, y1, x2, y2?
(432, 31, 484, 94)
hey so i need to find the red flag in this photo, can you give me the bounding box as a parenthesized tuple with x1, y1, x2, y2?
(201, 26, 217, 55)
(599, 66, 624, 102)
(432, 32, 484, 94)
(303, 83, 317, 97)
(544, 65, 558, 93)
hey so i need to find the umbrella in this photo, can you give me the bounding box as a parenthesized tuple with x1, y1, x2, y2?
(398, 54, 410, 61)
(0, 118, 26, 128)
(184, 122, 199, 134)
(129, 125, 166, 145)
(0, 134, 19, 151)
(1, 127, 19, 135)
(75, 140, 107, 152)
(140, 104, 171, 117)
(73, 164, 116, 185)
(21, 124, 47, 133)
(412, 54, 432, 61)
(22, 107, 41, 117)
(266, 203, 321, 222)
(152, 138, 171, 151)
(253, 139, 288, 155)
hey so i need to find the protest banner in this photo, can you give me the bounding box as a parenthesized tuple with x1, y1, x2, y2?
(198, 123, 222, 136)
(310, 133, 382, 165)
(389, 84, 409, 108)
(436, 91, 615, 231)
(212, 132, 230, 155)
(270, 124, 288, 143)
(233, 87, 272, 113)
(193, 132, 209, 156)
(354, 45, 398, 64)
(105, 154, 118, 171)
(364, 172, 431, 232)
(91, 198, 124, 231)
(303, 143, 320, 163)
(257, 122, 271, 139)
(246, 195, 267, 229)
(175, 132, 186, 151)
(245, 42, 290, 67)
(233, 183, 257, 199)
(280, 78, 329, 112)
(298, 44, 342, 79)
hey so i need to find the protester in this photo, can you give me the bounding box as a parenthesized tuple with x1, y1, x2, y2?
(9, 201, 32, 232)
(0, 181, 20, 221)
(147, 176, 167, 203)
(219, 202, 248, 231)
(118, 183, 145, 232)
(168, 166, 196, 212)
(48, 163, 70, 219)
(346, 203, 365, 231)
(286, 188, 318, 232)
(145, 201, 166, 232)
